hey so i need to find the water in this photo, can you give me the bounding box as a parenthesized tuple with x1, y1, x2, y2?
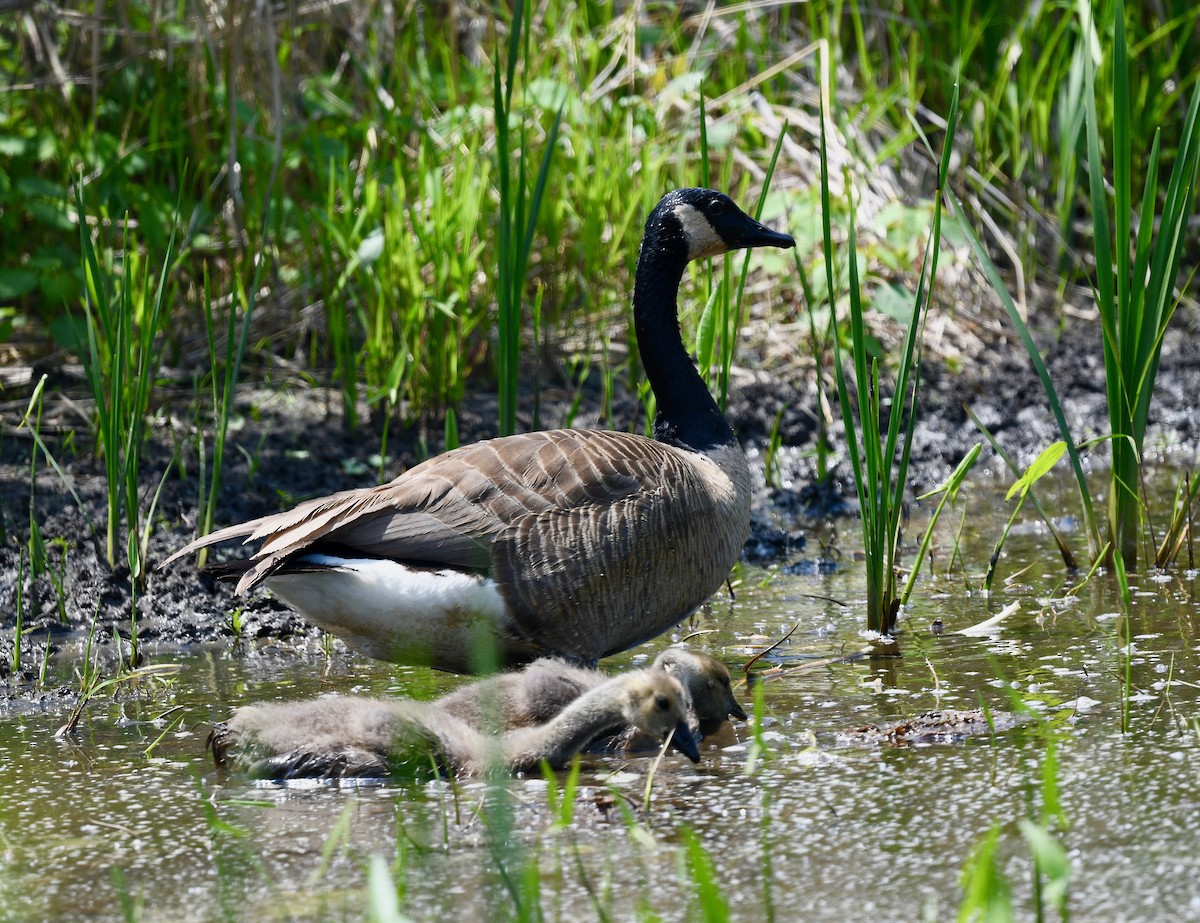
(2, 474, 1199, 921)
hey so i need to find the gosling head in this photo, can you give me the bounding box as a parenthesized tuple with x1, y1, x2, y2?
(648, 187, 795, 263)
(620, 670, 701, 763)
(655, 648, 749, 737)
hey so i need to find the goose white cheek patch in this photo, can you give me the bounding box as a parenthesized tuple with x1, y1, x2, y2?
(672, 202, 727, 260)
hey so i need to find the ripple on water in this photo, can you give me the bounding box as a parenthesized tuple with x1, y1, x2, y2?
(2, 489, 1200, 919)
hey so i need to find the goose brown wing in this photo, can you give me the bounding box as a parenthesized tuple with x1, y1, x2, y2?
(491, 442, 741, 663)
(161, 429, 651, 593)
(326, 429, 648, 558)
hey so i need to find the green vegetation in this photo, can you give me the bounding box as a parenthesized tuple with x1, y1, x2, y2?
(1, 2, 799, 431)
(4, 3, 1198, 589)
(901, 442, 981, 607)
(1085, 0, 1200, 571)
(814, 0, 1200, 268)
(957, 733, 1071, 923)
(74, 190, 178, 587)
(194, 265, 252, 567)
(819, 85, 957, 635)
(493, 0, 562, 436)
(4, 1, 1200, 919)
(955, 1, 1200, 578)
(985, 441, 1070, 594)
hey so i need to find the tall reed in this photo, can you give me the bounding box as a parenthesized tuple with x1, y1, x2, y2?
(1083, 0, 1200, 570)
(493, 0, 563, 436)
(954, 2, 1200, 573)
(819, 86, 959, 635)
(76, 189, 178, 588)
(195, 265, 253, 569)
(950, 207, 1104, 566)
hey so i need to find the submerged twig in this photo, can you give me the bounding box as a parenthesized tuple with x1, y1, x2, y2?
(956, 602, 1021, 636)
(741, 621, 800, 684)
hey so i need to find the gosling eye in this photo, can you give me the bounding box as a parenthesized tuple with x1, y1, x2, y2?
(654, 694, 671, 712)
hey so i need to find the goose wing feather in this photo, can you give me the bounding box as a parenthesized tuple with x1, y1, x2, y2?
(493, 442, 741, 662)
(162, 429, 657, 591)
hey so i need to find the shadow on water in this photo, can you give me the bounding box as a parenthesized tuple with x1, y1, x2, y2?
(2, 470, 1199, 921)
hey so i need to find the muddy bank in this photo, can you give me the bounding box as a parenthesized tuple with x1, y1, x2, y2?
(1, 297, 1198, 681)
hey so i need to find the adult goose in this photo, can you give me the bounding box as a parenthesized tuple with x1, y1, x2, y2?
(163, 188, 794, 672)
(209, 669, 699, 779)
(436, 647, 747, 740)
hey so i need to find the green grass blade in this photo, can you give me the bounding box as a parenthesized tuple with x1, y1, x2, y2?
(1081, 2, 1115, 330)
(721, 126, 787, 410)
(519, 103, 564, 275)
(1112, 0, 1132, 326)
(902, 442, 982, 606)
(695, 281, 721, 381)
(946, 185, 1102, 560)
(682, 829, 729, 923)
(75, 186, 118, 566)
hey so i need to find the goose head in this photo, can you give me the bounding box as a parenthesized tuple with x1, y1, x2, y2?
(620, 671, 701, 763)
(655, 648, 748, 737)
(645, 187, 795, 263)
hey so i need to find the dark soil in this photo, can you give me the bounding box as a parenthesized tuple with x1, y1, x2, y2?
(2, 296, 1199, 691)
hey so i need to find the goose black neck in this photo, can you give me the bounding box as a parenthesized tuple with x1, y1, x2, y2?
(633, 236, 734, 453)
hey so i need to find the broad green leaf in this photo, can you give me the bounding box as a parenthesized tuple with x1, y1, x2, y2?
(0, 268, 37, 299)
(871, 282, 917, 325)
(1007, 441, 1067, 501)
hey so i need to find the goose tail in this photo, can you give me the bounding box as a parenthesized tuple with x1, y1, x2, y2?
(157, 518, 264, 572)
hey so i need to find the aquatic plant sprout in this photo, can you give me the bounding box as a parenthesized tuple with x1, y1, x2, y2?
(984, 441, 1068, 594)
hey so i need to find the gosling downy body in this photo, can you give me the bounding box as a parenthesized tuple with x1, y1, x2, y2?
(209, 669, 699, 780)
(436, 647, 746, 743)
(163, 189, 794, 672)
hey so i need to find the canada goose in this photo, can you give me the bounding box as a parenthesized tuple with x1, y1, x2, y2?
(436, 647, 746, 741)
(163, 188, 795, 672)
(209, 669, 699, 779)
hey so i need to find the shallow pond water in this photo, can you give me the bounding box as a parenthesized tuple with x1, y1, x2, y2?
(2, 472, 1200, 922)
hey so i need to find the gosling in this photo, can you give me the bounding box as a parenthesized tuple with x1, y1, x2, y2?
(210, 669, 700, 780)
(436, 647, 747, 744)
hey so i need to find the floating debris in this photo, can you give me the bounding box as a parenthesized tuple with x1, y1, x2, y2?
(834, 709, 1023, 747)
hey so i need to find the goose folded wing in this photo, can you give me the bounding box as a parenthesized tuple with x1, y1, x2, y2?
(162, 429, 651, 590)
(490, 446, 729, 662)
(310, 430, 650, 564)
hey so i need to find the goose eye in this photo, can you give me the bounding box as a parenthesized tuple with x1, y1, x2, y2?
(654, 694, 671, 711)
(709, 198, 726, 215)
